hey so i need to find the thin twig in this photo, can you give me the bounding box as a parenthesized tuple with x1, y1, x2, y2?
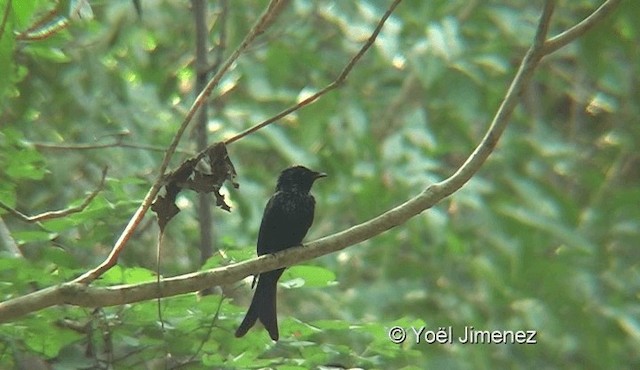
(224, 0, 403, 145)
(72, 0, 290, 285)
(185, 295, 225, 366)
(160, 0, 290, 177)
(0, 0, 12, 40)
(207, 0, 228, 75)
(2, 0, 623, 323)
(0, 167, 108, 223)
(15, 4, 70, 41)
(0, 217, 22, 257)
(33, 140, 193, 155)
(437, 0, 555, 196)
(543, 0, 622, 55)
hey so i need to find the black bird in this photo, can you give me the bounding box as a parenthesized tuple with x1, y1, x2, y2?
(235, 165, 326, 341)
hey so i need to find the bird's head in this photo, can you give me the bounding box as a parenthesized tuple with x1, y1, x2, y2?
(276, 165, 326, 193)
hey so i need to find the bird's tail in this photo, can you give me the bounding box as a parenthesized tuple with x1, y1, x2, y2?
(235, 268, 284, 341)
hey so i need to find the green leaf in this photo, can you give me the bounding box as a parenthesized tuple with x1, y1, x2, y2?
(12, 230, 57, 243)
(310, 319, 351, 331)
(11, 0, 40, 26)
(224, 248, 257, 263)
(18, 313, 83, 358)
(281, 265, 337, 288)
(122, 266, 157, 284)
(25, 46, 71, 63)
(0, 182, 17, 208)
(5, 147, 47, 180)
(99, 266, 157, 285)
(0, 14, 16, 101)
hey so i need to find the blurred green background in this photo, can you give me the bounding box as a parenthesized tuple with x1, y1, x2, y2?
(1, 0, 638, 368)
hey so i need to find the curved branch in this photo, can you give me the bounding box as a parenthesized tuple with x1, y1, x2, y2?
(72, 0, 290, 284)
(0, 0, 12, 41)
(225, 0, 403, 145)
(543, 0, 622, 55)
(0, 0, 622, 323)
(0, 1, 533, 322)
(0, 167, 108, 223)
(33, 140, 193, 155)
(71, 0, 400, 284)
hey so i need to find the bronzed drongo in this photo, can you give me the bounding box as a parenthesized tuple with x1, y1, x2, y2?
(235, 165, 326, 341)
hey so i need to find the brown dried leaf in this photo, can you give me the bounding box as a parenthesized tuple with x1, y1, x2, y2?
(151, 142, 238, 229)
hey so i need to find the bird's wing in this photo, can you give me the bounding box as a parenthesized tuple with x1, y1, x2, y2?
(257, 192, 315, 256)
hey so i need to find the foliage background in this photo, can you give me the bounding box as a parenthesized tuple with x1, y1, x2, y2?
(1, 0, 638, 368)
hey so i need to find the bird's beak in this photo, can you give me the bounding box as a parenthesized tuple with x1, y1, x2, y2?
(314, 171, 327, 180)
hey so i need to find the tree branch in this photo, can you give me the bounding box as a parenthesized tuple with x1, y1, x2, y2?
(0, 0, 12, 41)
(0, 167, 108, 223)
(33, 140, 193, 155)
(543, 0, 622, 55)
(0, 217, 21, 257)
(71, 0, 289, 284)
(0, 0, 621, 323)
(192, 0, 215, 268)
(224, 0, 403, 145)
